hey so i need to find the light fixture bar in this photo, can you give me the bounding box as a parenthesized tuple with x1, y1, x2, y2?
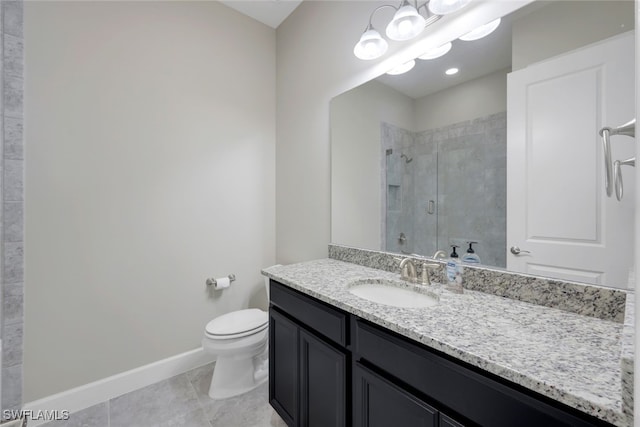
(418, 41, 452, 60)
(459, 18, 501, 41)
(353, 4, 396, 60)
(353, 0, 474, 61)
(387, 59, 416, 75)
(428, 0, 472, 15)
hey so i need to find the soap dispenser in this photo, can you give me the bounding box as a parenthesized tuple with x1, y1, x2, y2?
(446, 245, 464, 294)
(462, 241, 481, 265)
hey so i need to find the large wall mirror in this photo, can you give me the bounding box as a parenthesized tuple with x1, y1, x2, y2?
(331, 0, 636, 289)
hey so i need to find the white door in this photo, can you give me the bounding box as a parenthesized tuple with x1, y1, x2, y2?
(507, 32, 635, 288)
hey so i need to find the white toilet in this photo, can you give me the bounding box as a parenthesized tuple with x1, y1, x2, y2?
(201, 275, 271, 400)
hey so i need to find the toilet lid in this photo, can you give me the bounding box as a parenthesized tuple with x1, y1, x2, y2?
(205, 309, 268, 339)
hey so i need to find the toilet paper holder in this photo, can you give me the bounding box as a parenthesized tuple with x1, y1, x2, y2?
(206, 274, 236, 287)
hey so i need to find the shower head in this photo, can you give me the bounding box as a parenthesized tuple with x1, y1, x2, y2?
(401, 154, 413, 164)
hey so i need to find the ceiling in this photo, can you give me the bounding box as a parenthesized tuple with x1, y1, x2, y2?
(376, 13, 515, 99)
(220, 0, 303, 29)
(376, 2, 543, 99)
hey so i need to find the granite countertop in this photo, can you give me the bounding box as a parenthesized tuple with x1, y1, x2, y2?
(262, 258, 632, 427)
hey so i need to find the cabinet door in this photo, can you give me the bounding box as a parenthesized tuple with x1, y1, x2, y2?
(353, 363, 438, 427)
(299, 330, 347, 427)
(440, 414, 465, 427)
(269, 309, 299, 426)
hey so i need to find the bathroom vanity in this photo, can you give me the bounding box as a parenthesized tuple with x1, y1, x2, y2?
(263, 253, 633, 427)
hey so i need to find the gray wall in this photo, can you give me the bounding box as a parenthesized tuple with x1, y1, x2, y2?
(512, 1, 634, 70)
(24, 1, 275, 401)
(2, 0, 24, 412)
(414, 68, 508, 131)
(330, 79, 415, 252)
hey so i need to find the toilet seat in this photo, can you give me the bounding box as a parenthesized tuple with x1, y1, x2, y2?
(205, 308, 268, 340)
(201, 270, 277, 400)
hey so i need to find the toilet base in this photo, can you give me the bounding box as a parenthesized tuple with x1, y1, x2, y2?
(209, 352, 268, 400)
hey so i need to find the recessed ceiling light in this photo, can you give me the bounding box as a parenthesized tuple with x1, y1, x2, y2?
(418, 42, 453, 60)
(387, 60, 416, 76)
(445, 67, 459, 76)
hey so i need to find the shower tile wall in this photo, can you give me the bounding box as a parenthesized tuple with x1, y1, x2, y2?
(1, 0, 24, 412)
(381, 124, 420, 255)
(412, 134, 438, 257)
(381, 112, 507, 267)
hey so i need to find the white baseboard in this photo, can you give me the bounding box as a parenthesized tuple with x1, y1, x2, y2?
(23, 348, 213, 426)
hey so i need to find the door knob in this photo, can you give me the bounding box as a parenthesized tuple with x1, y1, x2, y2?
(510, 246, 531, 255)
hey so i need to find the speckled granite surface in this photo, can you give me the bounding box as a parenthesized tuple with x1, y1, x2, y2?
(329, 244, 627, 323)
(620, 295, 634, 419)
(262, 259, 632, 427)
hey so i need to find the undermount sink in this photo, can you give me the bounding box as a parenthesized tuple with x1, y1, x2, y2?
(347, 279, 439, 308)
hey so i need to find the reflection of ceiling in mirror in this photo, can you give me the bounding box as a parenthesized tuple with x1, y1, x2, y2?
(375, 3, 537, 99)
(375, 16, 511, 99)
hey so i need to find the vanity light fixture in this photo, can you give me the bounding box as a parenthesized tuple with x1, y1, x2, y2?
(418, 41, 452, 60)
(459, 17, 501, 41)
(386, 1, 427, 41)
(387, 59, 417, 75)
(354, 0, 465, 60)
(445, 67, 459, 75)
(428, 0, 472, 15)
(353, 27, 389, 60)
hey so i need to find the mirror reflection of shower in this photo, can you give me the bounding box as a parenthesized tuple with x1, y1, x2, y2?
(382, 114, 507, 268)
(384, 133, 437, 258)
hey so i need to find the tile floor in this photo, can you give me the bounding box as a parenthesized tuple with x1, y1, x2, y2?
(39, 363, 286, 427)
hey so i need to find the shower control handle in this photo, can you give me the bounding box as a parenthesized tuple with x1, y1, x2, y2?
(427, 200, 435, 215)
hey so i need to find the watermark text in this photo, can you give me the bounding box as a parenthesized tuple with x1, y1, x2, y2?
(3, 409, 70, 422)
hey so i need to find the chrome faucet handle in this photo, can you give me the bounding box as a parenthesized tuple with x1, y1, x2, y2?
(420, 262, 441, 285)
(432, 250, 448, 260)
(398, 257, 418, 283)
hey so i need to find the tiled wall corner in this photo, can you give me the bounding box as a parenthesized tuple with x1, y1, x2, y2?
(1, 0, 24, 412)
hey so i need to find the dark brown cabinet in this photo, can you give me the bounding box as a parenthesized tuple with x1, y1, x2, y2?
(269, 308, 299, 427)
(440, 414, 465, 427)
(269, 280, 613, 427)
(269, 283, 347, 427)
(354, 363, 438, 427)
(299, 329, 347, 427)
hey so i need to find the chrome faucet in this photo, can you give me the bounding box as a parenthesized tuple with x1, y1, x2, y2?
(399, 258, 418, 282)
(420, 261, 441, 285)
(432, 250, 448, 260)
